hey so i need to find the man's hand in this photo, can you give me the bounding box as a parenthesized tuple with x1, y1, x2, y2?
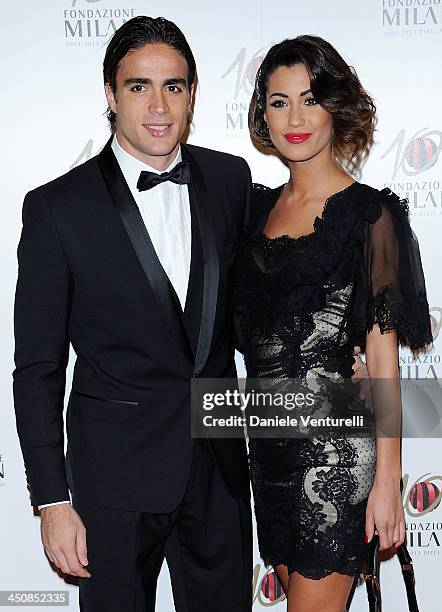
(40, 504, 91, 578)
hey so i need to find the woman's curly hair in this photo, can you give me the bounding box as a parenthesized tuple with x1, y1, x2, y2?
(249, 35, 376, 173)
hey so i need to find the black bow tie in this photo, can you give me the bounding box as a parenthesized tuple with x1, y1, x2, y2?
(136, 161, 191, 192)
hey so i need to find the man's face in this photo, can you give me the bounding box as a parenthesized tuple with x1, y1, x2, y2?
(105, 43, 194, 170)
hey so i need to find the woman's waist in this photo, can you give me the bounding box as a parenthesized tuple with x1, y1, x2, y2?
(244, 340, 354, 378)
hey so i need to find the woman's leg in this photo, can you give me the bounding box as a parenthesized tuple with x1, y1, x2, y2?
(287, 571, 354, 612)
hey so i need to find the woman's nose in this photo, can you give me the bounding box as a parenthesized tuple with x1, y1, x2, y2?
(288, 107, 305, 128)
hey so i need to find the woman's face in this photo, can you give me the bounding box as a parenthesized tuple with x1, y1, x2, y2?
(264, 63, 333, 163)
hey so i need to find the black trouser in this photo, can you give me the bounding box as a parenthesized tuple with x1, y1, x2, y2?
(74, 439, 252, 611)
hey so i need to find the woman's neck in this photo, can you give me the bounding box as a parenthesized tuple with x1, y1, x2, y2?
(285, 147, 351, 199)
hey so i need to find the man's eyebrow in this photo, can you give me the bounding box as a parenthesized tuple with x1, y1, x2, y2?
(123, 77, 188, 87)
(123, 77, 151, 86)
(164, 78, 187, 86)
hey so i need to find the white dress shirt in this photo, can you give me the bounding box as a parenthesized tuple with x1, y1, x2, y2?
(111, 136, 192, 308)
(38, 136, 192, 510)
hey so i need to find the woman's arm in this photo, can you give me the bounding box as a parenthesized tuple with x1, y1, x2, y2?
(364, 325, 405, 550)
(359, 190, 431, 551)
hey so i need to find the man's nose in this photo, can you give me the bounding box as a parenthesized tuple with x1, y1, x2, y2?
(148, 91, 170, 115)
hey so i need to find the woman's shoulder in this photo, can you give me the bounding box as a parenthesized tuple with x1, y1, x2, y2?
(352, 182, 409, 225)
(237, 183, 284, 239)
(252, 182, 284, 197)
(252, 182, 272, 194)
(251, 182, 284, 214)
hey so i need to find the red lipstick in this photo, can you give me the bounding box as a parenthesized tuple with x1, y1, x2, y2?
(284, 132, 312, 144)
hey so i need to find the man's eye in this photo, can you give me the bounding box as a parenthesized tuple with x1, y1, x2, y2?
(131, 85, 145, 93)
(304, 97, 317, 106)
(269, 100, 286, 108)
(167, 85, 182, 93)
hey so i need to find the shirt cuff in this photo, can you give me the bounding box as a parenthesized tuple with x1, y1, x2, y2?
(38, 500, 71, 510)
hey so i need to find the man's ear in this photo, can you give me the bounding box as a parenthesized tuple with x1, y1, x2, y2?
(187, 82, 196, 121)
(104, 83, 117, 114)
(189, 82, 195, 110)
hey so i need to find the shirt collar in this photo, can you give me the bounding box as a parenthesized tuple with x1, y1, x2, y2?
(111, 135, 182, 192)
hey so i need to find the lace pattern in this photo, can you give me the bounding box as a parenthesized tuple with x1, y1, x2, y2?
(234, 182, 431, 578)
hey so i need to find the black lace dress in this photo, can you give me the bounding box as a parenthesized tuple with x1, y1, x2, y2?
(234, 182, 432, 579)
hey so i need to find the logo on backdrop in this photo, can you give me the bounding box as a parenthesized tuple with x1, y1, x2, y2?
(71, 0, 102, 6)
(221, 47, 267, 137)
(70, 139, 98, 169)
(253, 565, 285, 606)
(382, 129, 442, 179)
(63, 0, 136, 48)
(399, 306, 441, 379)
(430, 308, 442, 342)
(382, 129, 442, 217)
(403, 472, 442, 554)
(0, 455, 4, 487)
(382, 0, 442, 36)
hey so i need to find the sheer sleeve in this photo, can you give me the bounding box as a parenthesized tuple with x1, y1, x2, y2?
(353, 189, 432, 352)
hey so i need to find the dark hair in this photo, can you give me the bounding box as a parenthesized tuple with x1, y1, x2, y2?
(103, 16, 197, 130)
(249, 35, 376, 173)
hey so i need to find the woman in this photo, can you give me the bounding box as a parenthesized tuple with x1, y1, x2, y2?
(234, 36, 432, 611)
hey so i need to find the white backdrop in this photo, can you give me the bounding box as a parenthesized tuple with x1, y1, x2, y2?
(1, 0, 441, 610)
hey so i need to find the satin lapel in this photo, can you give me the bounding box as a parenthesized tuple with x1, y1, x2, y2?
(182, 196, 203, 357)
(98, 139, 193, 364)
(182, 145, 220, 377)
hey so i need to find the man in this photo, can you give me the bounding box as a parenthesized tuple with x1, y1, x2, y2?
(13, 16, 252, 612)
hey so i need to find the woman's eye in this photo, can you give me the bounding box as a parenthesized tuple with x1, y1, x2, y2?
(270, 100, 286, 108)
(304, 96, 317, 106)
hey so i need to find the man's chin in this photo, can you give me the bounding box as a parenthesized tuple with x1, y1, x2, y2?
(138, 140, 180, 159)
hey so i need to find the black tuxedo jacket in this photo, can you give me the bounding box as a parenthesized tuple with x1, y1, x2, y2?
(13, 139, 251, 513)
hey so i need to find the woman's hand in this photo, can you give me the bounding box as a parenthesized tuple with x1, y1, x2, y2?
(365, 478, 406, 551)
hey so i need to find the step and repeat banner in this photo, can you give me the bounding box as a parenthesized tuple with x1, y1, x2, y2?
(1, 0, 441, 610)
